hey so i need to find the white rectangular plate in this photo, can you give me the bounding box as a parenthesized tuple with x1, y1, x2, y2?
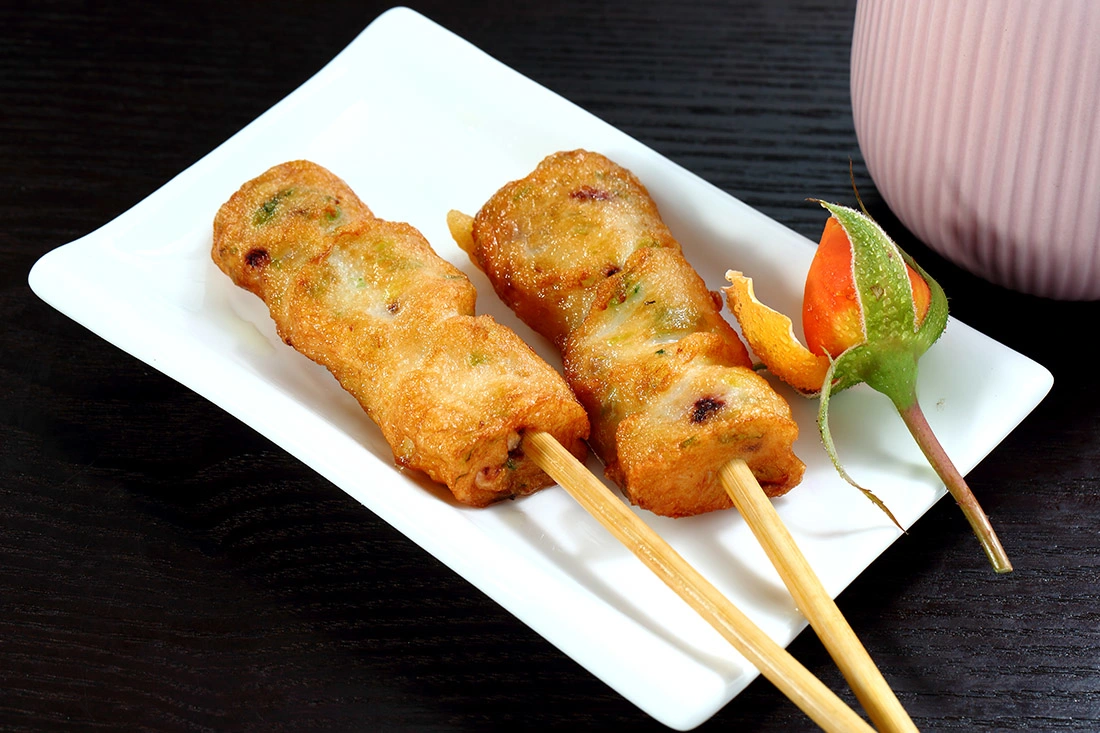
(29, 8, 1053, 730)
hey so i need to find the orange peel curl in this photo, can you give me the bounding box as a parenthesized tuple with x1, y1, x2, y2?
(723, 271, 829, 395)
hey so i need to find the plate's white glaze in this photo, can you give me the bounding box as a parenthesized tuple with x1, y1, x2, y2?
(29, 7, 1052, 730)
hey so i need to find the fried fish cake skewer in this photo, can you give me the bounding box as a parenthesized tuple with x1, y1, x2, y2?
(449, 149, 804, 517)
(212, 160, 589, 507)
(451, 151, 918, 733)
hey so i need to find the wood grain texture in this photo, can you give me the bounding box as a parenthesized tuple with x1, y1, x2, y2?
(2, 1, 1098, 731)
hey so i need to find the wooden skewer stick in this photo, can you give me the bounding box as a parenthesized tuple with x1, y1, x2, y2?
(720, 459, 919, 733)
(525, 432, 874, 733)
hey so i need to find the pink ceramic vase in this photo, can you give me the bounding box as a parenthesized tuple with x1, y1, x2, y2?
(851, 0, 1100, 299)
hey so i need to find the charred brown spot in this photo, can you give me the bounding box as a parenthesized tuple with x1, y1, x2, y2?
(604, 265, 621, 277)
(244, 248, 270, 269)
(570, 185, 611, 201)
(691, 396, 725, 424)
(386, 300, 400, 314)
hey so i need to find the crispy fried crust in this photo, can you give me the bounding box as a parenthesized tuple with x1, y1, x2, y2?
(212, 160, 589, 507)
(462, 150, 804, 516)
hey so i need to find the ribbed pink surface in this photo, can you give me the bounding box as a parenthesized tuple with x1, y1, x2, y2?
(851, 0, 1100, 299)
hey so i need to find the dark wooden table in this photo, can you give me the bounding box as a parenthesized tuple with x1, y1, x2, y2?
(3, 1, 1098, 730)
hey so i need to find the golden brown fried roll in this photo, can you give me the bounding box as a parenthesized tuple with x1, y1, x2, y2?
(451, 150, 804, 517)
(213, 160, 589, 507)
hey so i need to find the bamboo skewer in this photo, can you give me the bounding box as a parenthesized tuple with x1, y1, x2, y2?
(720, 459, 918, 733)
(525, 432, 874, 733)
